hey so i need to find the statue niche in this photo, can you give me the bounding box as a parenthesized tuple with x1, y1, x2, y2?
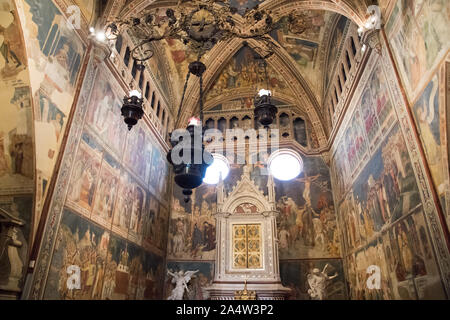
(206, 167, 290, 300)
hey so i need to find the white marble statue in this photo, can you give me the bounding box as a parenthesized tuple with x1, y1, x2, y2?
(167, 269, 199, 300)
(307, 264, 338, 300)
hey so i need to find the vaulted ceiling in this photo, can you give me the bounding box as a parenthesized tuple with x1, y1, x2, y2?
(102, 0, 374, 144)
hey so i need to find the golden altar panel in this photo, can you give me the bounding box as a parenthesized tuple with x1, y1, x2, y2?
(232, 224, 262, 269)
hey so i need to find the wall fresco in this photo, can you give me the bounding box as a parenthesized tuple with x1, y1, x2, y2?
(37, 59, 170, 299)
(280, 259, 347, 300)
(332, 53, 448, 299)
(18, 0, 86, 218)
(386, 0, 449, 101)
(411, 74, 447, 211)
(205, 46, 294, 101)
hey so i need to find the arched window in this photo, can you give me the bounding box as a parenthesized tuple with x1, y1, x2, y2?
(218, 118, 227, 133)
(350, 37, 357, 56)
(139, 70, 145, 89)
(341, 64, 347, 82)
(131, 60, 138, 79)
(115, 35, 123, 54)
(145, 82, 150, 100)
(279, 113, 290, 128)
(229, 117, 239, 129)
(346, 51, 352, 70)
(157, 101, 161, 117)
(151, 92, 156, 109)
(124, 46, 131, 67)
(206, 118, 215, 130)
(293, 117, 307, 147)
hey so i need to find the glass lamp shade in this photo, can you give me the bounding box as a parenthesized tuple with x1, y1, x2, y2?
(121, 94, 144, 130)
(254, 93, 277, 127)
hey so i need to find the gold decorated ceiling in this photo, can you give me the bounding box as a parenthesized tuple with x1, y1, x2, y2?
(103, 0, 372, 134)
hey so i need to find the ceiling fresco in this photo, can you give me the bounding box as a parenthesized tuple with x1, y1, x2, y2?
(205, 45, 294, 101)
(110, 0, 356, 127)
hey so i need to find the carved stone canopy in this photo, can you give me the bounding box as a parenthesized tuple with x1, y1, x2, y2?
(217, 164, 276, 214)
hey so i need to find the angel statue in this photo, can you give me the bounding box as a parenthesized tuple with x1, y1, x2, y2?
(167, 269, 199, 300)
(306, 264, 338, 300)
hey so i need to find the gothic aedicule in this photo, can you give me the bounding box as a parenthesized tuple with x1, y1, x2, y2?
(0, 0, 448, 302)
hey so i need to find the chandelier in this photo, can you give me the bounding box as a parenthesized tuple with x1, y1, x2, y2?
(166, 61, 213, 203)
(253, 51, 277, 128)
(112, 1, 300, 200)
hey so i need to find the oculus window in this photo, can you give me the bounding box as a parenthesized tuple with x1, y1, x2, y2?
(203, 154, 230, 184)
(268, 149, 303, 181)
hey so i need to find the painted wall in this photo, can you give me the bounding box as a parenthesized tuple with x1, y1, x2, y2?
(22, 51, 171, 299)
(330, 44, 448, 299)
(16, 0, 86, 225)
(0, 0, 34, 297)
(167, 145, 345, 299)
(385, 0, 450, 218)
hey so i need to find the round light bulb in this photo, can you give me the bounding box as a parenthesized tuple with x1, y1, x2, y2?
(258, 89, 271, 97)
(96, 31, 106, 42)
(129, 90, 142, 99)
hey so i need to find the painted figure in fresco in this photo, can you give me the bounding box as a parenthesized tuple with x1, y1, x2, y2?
(192, 223, 203, 252)
(307, 264, 338, 300)
(414, 78, 442, 191)
(172, 218, 185, 255)
(10, 142, 23, 174)
(0, 8, 26, 77)
(202, 222, 215, 251)
(0, 136, 9, 176)
(54, 43, 71, 71)
(278, 225, 290, 250)
(296, 174, 320, 246)
(167, 269, 199, 300)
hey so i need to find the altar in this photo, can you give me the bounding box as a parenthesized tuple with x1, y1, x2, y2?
(206, 168, 290, 300)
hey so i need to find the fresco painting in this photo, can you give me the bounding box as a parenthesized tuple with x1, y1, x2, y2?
(85, 68, 127, 156)
(339, 124, 421, 253)
(112, 170, 146, 239)
(280, 259, 347, 300)
(332, 63, 396, 200)
(148, 145, 169, 201)
(168, 185, 217, 260)
(346, 209, 445, 300)
(412, 75, 446, 209)
(140, 251, 164, 299)
(0, 86, 33, 192)
(275, 156, 340, 259)
(165, 261, 214, 300)
(272, 11, 329, 97)
(0, 3, 27, 79)
(386, 0, 450, 100)
(43, 209, 110, 300)
(66, 133, 102, 216)
(331, 55, 448, 299)
(91, 153, 120, 228)
(73, 0, 96, 23)
(205, 46, 293, 100)
(39, 59, 170, 299)
(19, 0, 85, 208)
(0, 195, 33, 291)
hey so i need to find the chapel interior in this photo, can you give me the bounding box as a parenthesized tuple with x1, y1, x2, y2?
(0, 0, 449, 301)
